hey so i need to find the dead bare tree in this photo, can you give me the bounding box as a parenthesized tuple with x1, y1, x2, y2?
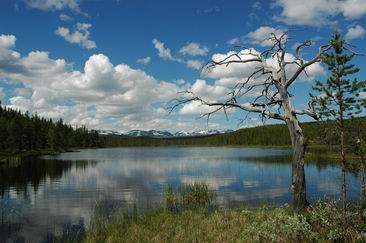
(170, 32, 331, 211)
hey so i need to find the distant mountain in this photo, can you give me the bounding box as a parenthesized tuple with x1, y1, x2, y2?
(126, 130, 173, 137)
(97, 130, 124, 136)
(98, 129, 234, 138)
(174, 129, 234, 137)
(173, 131, 192, 137)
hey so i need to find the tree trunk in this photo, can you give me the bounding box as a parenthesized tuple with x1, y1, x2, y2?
(360, 160, 366, 218)
(278, 82, 307, 212)
(340, 123, 347, 219)
(341, 166, 346, 218)
(362, 174, 366, 201)
(286, 117, 307, 211)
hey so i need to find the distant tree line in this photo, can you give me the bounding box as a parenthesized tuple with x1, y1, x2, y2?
(2, 101, 365, 152)
(0, 104, 101, 154)
(103, 118, 366, 148)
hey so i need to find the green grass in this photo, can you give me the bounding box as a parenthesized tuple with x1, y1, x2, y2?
(84, 202, 366, 243)
(83, 184, 366, 243)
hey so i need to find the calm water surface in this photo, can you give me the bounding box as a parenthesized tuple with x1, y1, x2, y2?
(0, 147, 361, 242)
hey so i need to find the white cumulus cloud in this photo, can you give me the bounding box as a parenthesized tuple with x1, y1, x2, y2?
(247, 26, 286, 47)
(0, 34, 16, 49)
(191, 79, 229, 100)
(178, 79, 232, 115)
(59, 13, 74, 21)
(153, 39, 205, 70)
(55, 23, 96, 49)
(24, 0, 81, 12)
(179, 100, 218, 115)
(0, 88, 5, 102)
(203, 49, 324, 84)
(273, 0, 366, 26)
(136, 56, 151, 65)
(227, 37, 241, 46)
(345, 25, 365, 40)
(179, 42, 209, 56)
(186, 60, 203, 70)
(152, 38, 175, 61)
(0, 34, 198, 132)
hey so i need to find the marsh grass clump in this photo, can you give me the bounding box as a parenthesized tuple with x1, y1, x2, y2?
(165, 185, 180, 212)
(165, 183, 216, 211)
(181, 183, 215, 209)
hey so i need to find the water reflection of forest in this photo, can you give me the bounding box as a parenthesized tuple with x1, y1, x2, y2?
(0, 158, 97, 196)
(0, 219, 86, 243)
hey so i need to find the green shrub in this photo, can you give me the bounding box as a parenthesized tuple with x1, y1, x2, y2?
(307, 200, 366, 242)
(240, 205, 315, 242)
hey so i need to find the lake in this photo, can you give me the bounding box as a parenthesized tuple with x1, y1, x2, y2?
(0, 147, 361, 242)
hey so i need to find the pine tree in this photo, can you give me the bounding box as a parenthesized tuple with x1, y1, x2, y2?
(312, 30, 366, 218)
(0, 104, 102, 153)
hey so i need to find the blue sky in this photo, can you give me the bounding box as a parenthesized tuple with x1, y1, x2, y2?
(0, 0, 365, 132)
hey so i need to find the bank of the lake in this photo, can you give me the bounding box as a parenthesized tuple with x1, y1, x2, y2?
(84, 202, 366, 243)
(0, 145, 360, 163)
(83, 183, 366, 243)
(0, 149, 82, 165)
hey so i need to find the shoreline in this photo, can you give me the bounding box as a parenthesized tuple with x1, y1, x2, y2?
(1, 145, 362, 171)
(0, 149, 80, 162)
(0, 144, 359, 159)
(84, 201, 365, 243)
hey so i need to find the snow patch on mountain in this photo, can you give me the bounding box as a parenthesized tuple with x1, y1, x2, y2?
(97, 129, 234, 138)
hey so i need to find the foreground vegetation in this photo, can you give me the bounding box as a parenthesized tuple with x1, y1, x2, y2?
(84, 184, 366, 243)
(85, 205, 366, 243)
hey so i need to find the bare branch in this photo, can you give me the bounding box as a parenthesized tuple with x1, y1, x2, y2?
(293, 109, 319, 120)
(205, 102, 285, 121)
(295, 40, 312, 60)
(344, 46, 366, 56)
(251, 99, 282, 107)
(285, 44, 330, 89)
(211, 58, 262, 67)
